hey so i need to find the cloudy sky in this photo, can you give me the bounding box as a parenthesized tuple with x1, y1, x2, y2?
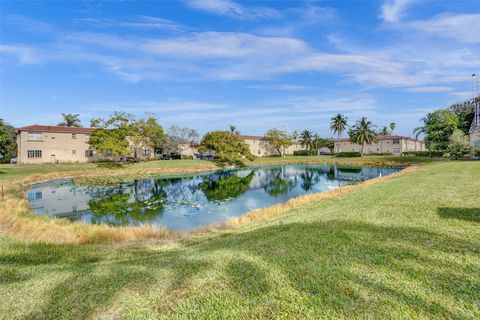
(1, 0, 479, 137)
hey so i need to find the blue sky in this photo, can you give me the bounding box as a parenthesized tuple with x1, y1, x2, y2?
(1, 0, 479, 137)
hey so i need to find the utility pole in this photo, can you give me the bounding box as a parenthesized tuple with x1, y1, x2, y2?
(473, 73, 479, 98)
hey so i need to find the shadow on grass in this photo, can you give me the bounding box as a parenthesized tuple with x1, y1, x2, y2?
(1, 220, 479, 318)
(437, 207, 480, 222)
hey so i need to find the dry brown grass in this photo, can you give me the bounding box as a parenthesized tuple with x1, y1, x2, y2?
(0, 163, 416, 244)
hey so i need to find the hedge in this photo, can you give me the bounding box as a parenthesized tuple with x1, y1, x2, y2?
(336, 152, 361, 157)
(402, 151, 444, 157)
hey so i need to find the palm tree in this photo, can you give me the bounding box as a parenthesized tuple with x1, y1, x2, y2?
(299, 130, 313, 155)
(389, 122, 396, 133)
(58, 113, 81, 127)
(313, 133, 321, 156)
(229, 124, 240, 135)
(330, 114, 348, 155)
(380, 126, 391, 136)
(348, 117, 378, 156)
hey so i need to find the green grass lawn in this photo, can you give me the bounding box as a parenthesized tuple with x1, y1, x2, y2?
(0, 155, 435, 182)
(0, 160, 478, 319)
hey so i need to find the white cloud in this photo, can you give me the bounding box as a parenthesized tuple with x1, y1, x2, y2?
(186, 0, 281, 20)
(406, 86, 452, 93)
(380, 0, 416, 23)
(409, 13, 480, 44)
(76, 16, 187, 31)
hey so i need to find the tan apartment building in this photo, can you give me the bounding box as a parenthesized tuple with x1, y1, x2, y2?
(334, 135, 426, 155)
(239, 135, 305, 156)
(16, 125, 155, 164)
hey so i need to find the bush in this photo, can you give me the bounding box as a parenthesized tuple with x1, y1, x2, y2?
(181, 155, 193, 160)
(293, 150, 310, 156)
(473, 148, 480, 157)
(402, 151, 444, 157)
(336, 152, 361, 157)
(367, 152, 393, 156)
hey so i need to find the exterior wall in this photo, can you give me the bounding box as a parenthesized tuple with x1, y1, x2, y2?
(242, 138, 304, 157)
(17, 130, 156, 164)
(17, 131, 94, 164)
(334, 138, 425, 155)
(470, 131, 480, 148)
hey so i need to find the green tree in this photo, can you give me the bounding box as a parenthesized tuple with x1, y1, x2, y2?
(414, 109, 460, 151)
(379, 122, 396, 136)
(390, 122, 396, 133)
(130, 116, 166, 159)
(0, 118, 17, 163)
(89, 112, 134, 158)
(447, 129, 471, 159)
(58, 113, 81, 127)
(299, 130, 314, 156)
(199, 131, 254, 166)
(449, 101, 475, 135)
(264, 128, 292, 157)
(348, 117, 378, 156)
(330, 114, 348, 155)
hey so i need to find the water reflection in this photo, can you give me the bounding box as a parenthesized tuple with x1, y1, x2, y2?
(27, 164, 402, 231)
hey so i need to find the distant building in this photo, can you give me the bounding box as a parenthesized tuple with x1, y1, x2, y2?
(238, 135, 305, 156)
(469, 97, 480, 148)
(16, 125, 155, 164)
(334, 135, 426, 155)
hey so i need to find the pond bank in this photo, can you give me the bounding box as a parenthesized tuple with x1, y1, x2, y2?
(1, 157, 417, 244)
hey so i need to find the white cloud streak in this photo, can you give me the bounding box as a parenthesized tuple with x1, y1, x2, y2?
(380, 0, 416, 23)
(186, 0, 281, 20)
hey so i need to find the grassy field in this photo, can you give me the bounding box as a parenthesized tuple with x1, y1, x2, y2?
(0, 160, 478, 319)
(0, 155, 435, 183)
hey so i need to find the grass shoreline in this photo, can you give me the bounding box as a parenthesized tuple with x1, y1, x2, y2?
(0, 160, 478, 319)
(1, 156, 425, 244)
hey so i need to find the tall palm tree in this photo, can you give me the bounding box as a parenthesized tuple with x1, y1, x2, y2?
(229, 124, 240, 135)
(380, 126, 391, 136)
(330, 114, 348, 155)
(58, 113, 81, 127)
(348, 117, 378, 156)
(389, 122, 396, 133)
(313, 133, 322, 156)
(299, 130, 313, 156)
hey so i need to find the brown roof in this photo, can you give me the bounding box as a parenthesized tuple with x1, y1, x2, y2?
(335, 135, 422, 142)
(16, 125, 94, 134)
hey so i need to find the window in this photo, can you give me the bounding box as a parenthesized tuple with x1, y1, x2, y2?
(143, 149, 151, 157)
(72, 133, 77, 139)
(85, 134, 90, 142)
(72, 150, 76, 155)
(27, 132, 42, 141)
(85, 150, 94, 157)
(27, 191, 42, 201)
(258, 150, 261, 155)
(474, 140, 480, 148)
(392, 147, 401, 153)
(27, 150, 42, 158)
(392, 139, 400, 144)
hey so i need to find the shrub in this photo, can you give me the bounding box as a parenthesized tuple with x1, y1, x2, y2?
(336, 152, 361, 157)
(181, 155, 194, 160)
(293, 150, 310, 156)
(473, 148, 480, 157)
(402, 151, 444, 157)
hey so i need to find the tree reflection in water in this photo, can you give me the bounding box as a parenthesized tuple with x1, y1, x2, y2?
(88, 179, 167, 226)
(263, 168, 297, 197)
(199, 171, 255, 202)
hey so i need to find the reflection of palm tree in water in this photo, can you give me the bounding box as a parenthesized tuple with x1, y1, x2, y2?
(300, 168, 320, 191)
(264, 168, 297, 197)
(199, 171, 255, 202)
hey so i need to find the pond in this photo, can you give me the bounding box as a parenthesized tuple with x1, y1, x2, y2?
(27, 164, 402, 231)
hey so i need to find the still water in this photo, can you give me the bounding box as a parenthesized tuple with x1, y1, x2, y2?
(27, 164, 402, 231)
